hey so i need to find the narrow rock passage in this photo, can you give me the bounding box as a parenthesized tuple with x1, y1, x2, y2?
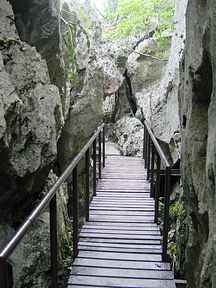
(68, 156, 176, 288)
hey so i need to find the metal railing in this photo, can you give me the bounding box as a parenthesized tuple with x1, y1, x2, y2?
(0, 123, 106, 288)
(143, 120, 180, 262)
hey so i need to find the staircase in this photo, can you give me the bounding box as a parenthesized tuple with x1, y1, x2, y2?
(68, 155, 176, 288)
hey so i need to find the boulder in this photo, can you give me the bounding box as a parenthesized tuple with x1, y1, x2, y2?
(112, 116, 143, 157)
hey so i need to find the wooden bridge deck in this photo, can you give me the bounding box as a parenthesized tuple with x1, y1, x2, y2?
(68, 156, 176, 288)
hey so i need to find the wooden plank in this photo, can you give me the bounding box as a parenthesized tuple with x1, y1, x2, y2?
(79, 238, 161, 245)
(90, 205, 155, 210)
(90, 216, 154, 222)
(102, 175, 146, 180)
(93, 193, 150, 198)
(78, 241, 161, 250)
(78, 245, 161, 254)
(91, 198, 153, 202)
(68, 275, 176, 288)
(71, 266, 174, 279)
(82, 224, 159, 231)
(79, 232, 160, 240)
(78, 251, 162, 262)
(81, 229, 160, 235)
(73, 258, 170, 270)
(98, 178, 146, 182)
(89, 210, 154, 216)
(84, 221, 158, 226)
(90, 203, 155, 208)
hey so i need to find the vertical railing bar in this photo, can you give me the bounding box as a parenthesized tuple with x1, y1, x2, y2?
(162, 166, 171, 262)
(154, 154, 161, 224)
(50, 195, 58, 288)
(0, 257, 8, 288)
(93, 139, 97, 196)
(85, 149, 90, 222)
(147, 135, 151, 180)
(150, 144, 155, 198)
(143, 124, 146, 160)
(72, 165, 78, 260)
(145, 128, 148, 169)
(102, 125, 106, 167)
(98, 131, 102, 179)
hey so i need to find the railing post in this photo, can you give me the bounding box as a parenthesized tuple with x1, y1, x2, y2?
(0, 257, 8, 288)
(154, 154, 161, 224)
(85, 149, 90, 222)
(147, 136, 151, 180)
(93, 139, 97, 196)
(49, 195, 58, 288)
(143, 125, 146, 163)
(98, 131, 102, 179)
(144, 126, 148, 169)
(162, 166, 171, 262)
(72, 165, 78, 260)
(103, 125, 106, 167)
(150, 144, 155, 198)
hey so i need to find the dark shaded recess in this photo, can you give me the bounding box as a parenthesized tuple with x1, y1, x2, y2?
(182, 115, 187, 128)
(123, 69, 137, 115)
(0, 162, 52, 220)
(192, 50, 212, 105)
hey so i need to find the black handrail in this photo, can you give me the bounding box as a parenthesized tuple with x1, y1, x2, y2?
(0, 123, 106, 288)
(143, 120, 180, 262)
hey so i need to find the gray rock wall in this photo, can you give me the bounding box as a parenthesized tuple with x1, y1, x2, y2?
(179, 0, 216, 286)
(134, 0, 188, 164)
(0, 0, 64, 217)
(0, 0, 105, 286)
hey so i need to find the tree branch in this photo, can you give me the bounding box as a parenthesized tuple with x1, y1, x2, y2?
(129, 48, 168, 61)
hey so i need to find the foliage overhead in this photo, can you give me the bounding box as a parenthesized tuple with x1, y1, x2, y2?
(104, 0, 175, 40)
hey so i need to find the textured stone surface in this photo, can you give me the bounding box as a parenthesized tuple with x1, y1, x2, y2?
(9, 0, 69, 114)
(179, 0, 216, 286)
(57, 57, 104, 171)
(96, 43, 124, 97)
(133, 0, 187, 164)
(106, 0, 186, 163)
(0, 0, 64, 215)
(126, 38, 165, 95)
(112, 116, 143, 157)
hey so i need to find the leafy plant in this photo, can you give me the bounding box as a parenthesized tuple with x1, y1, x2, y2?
(169, 201, 185, 218)
(103, 0, 175, 58)
(63, 24, 77, 91)
(62, 9, 91, 92)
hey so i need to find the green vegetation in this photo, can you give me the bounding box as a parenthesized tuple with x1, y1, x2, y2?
(63, 24, 77, 91)
(62, 9, 91, 92)
(168, 200, 186, 264)
(104, 0, 175, 39)
(104, 0, 175, 58)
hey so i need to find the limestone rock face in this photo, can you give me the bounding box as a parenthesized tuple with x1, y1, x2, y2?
(0, 0, 64, 215)
(126, 38, 165, 95)
(105, 0, 187, 162)
(133, 0, 187, 163)
(112, 116, 144, 157)
(179, 0, 216, 286)
(58, 58, 104, 171)
(10, 0, 68, 114)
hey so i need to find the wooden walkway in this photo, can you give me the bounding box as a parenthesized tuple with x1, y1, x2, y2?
(68, 156, 176, 288)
